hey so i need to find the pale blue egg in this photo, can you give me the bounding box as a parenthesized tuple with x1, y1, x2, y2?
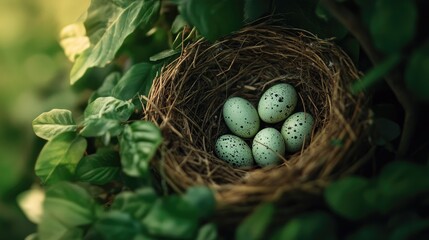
(215, 134, 254, 168)
(258, 83, 297, 123)
(223, 97, 260, 138)
(252, 128, 285, 167)
(281, 112, 314, 152)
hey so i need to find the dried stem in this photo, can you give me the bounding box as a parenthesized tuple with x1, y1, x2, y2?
(320, 0, 418, 158)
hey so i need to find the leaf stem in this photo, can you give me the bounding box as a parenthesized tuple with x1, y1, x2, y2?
(320, 0, 418, 158)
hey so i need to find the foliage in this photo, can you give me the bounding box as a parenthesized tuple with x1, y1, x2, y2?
(229, 162, 429, 240)
(120, 121, 162, 178)
(32, 109, 77, 141)
(28, 180, 216, 240)
(75, 149, 120, 185)
(35, 132, 87, 185)
(236, 203, 275, 240)
(70, 0, 161, 84)
(175, 0, 244, 41)
(325, 177, 374, 220)
(271, 211, 337, 240)
(369, 0, 417, 55)
(38, 182, 97, 240)
(350, 54, 401, 94)
(326, 161, 429, 220)
(405, 42, 429, 101)
(23, 0, 429, 239)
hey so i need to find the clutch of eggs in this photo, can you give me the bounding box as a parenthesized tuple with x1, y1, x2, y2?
(216, 83, 314, 168)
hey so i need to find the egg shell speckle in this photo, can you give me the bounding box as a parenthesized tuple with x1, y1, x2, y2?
(215, 134, 254, 168)
(223, 97, 260, 138)
(258, 83, 298, 123)
(281, 112, 314, 152)
(252, 128, 285, 167)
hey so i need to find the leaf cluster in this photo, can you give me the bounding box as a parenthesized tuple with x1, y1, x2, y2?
(35, 183, 215, 240)
(235, 161, 429, 240)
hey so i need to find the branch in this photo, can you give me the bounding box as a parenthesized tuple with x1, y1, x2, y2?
(320, 0, 418, 158)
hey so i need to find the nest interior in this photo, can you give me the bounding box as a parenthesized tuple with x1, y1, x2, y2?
(144, 24, 369, 220)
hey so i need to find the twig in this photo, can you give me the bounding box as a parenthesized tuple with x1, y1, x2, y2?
(320, 0, 418, 158)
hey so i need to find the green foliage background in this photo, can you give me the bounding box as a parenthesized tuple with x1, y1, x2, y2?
(0, 0, 89, 239)
(2, 0, 429, 239)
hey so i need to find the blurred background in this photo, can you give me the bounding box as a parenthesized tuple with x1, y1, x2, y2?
(0, 0, 89, 238)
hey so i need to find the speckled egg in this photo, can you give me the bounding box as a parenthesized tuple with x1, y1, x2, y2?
(281, 112, 314, 152)
(252, 128, 286, 167)
(258, 83, 298, 123)
(223, 97, 260, 138)
(215, 134, 254, 168)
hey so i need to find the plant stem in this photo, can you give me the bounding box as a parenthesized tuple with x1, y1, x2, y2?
(320, 0, 418, 158)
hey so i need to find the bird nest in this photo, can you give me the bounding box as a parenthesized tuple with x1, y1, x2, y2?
(143, 23, 370, 224)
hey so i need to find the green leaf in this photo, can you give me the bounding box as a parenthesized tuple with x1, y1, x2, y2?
(244, 0, 271, 22)
(355, 0, 376, 26)
(370, 118, 401, 146)
(75, 149, 120, 185)
(38, 183, 96, 240)
(177, 0, 245, 41)
(369, 0, 417, 54)
(350, 54, 401, 94)
(59, 23, 90, 63)
(405, 43, 429, 101)
(171, 15, 187, 34)
(32, 109, 77, 140)
(120, 121, 162, 177)
(183, 186, 216, 219)
(24, 233, 38, 240)
(111, 188, 158, 220)
(346, 225, 385, 240)
(142, 196, 199, 239)
(325, 177, 374, 220)
(89, 72, 121, 103)
(271, 211, 337, 240)
(236, 203, 274, 240)
(80, 96, 134, 137)
(38, 219, 83, 240)
(44, 182, 96, 226)
(273, 0, 347, 39)
(84, 96, 134, 121)
(95, 211, 141, 240)
(196, 223, 218, 240)
(17, 187, 45, 224)
(374, 161, 429, 214)
(80, 118, 124, 137)
(71, 0, 161, 84)
(111, 62, 160, 100)
(35, 132, 87, 185)
(133, 234, 158, 240)
(389, 218, 429, 240)
(149, 49, 181, 62)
